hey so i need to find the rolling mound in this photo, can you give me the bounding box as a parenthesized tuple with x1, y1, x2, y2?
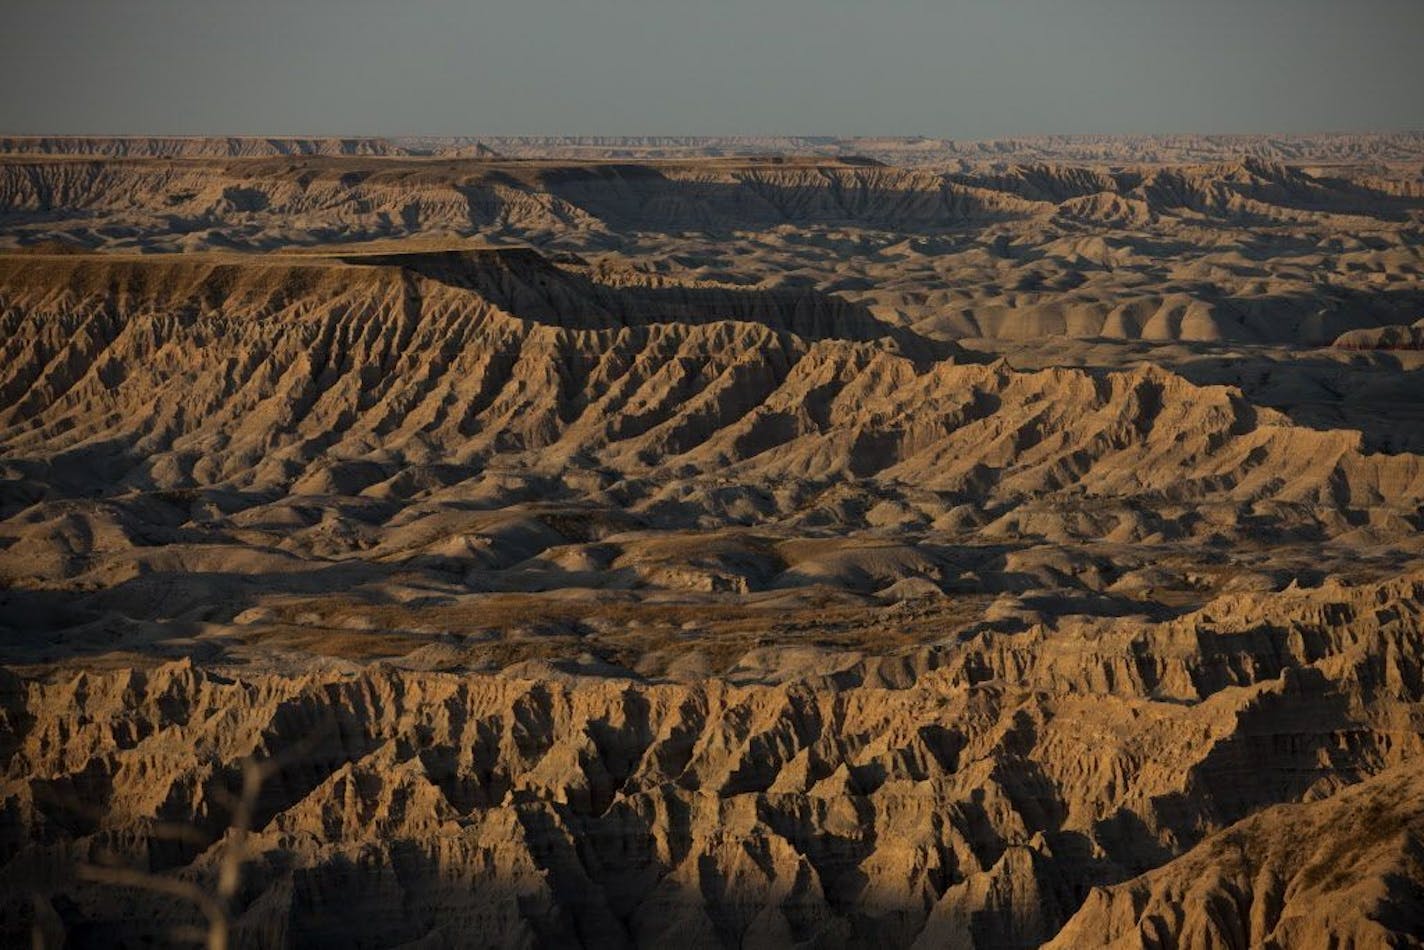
(2, 143, 1424, 947)
(2, 151, 1420, 345)
(1334, 318, 1424, 350)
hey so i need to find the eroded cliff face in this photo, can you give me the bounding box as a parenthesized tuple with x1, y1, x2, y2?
(4, 569, 1424, 947)
(2, 251, 1418, 515)
(2, 148, 1424, 947)
(3, 150, 1422, 345)
(1046, 764, 1424, 950)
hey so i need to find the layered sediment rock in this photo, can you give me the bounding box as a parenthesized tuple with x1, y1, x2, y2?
(4, 570, 1424, 946)
(3, 147, 1423, 946)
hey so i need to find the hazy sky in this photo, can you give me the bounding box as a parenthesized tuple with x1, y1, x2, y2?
(2, 0, 1421, 138)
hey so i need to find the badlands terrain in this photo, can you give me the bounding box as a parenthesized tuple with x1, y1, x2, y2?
(1, 133, 1423, 947)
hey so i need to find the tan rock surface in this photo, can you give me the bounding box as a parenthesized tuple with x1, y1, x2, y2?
(1047, 763, 1424, 949)
(1, 140, 1422, 947)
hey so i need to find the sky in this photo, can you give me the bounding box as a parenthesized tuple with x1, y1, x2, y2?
(2, 0, 1421, 138)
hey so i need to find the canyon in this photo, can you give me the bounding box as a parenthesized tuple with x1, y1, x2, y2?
(1, 135, 1422, 947)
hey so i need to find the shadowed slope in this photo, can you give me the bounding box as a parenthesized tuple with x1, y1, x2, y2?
(5, 571, 1424, 946)
(2, 250, 1420, 519)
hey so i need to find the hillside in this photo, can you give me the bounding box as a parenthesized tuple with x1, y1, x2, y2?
(2, 146, 1423, 947)
(2, 152, 1420, 347)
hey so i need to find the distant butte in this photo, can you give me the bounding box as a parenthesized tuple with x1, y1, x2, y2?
(2, 135, 1423, 947)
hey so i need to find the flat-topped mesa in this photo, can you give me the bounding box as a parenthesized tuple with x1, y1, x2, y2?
(0, 251, 408, 318)
(0, 135, 412, 158)
(336, 246, 899, 340)
(11, 132, 1420, 164)
(4, 151, 1421, 346)
(4, 151, 1410, 231)
(0, 245, 903, 342)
